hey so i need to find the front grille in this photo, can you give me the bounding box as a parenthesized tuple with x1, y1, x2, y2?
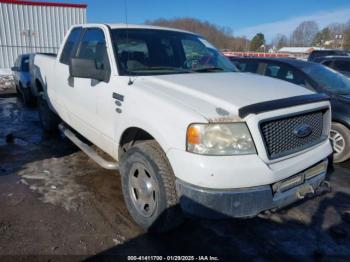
(260, 110, 325, 159)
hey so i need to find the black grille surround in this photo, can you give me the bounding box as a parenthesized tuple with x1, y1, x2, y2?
(259, 108, 328, 160)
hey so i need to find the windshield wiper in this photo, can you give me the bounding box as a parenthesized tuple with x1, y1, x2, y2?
(192, 67, 225, 73)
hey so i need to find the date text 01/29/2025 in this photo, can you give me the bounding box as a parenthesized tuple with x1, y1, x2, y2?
(127, 255, 220, 261)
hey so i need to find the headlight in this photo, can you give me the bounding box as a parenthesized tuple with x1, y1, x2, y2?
(186, 123, 256, 155)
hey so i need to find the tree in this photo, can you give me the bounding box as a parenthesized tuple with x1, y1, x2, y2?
(344, 28, 350, 50)
(250, 33, 265, 51)
(338, 20, 350, 49)
(290, 21, 319, 46)
(312, 27, 331, 47)
(146, 17, 250, 51)
(328, 23, 346, 39)
(273, 34, 288, 50)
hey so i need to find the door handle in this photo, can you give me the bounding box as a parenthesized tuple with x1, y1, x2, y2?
(113, 92, 124, 101)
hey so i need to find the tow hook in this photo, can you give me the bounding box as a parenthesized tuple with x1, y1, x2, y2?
(296, 181, 331, 200)
(315, 180, 332, 196)
(296, 185, 315, 199)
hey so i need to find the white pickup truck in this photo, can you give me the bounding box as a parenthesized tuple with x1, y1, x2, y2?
(34, 23, 333, 232)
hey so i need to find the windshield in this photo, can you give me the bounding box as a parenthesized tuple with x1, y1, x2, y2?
(111, 29, 237, 76)
(302, 64, 350, 95)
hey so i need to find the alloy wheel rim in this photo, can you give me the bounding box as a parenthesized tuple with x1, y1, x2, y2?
(330, 129, 346, 156)
(128, 162, 157, 217)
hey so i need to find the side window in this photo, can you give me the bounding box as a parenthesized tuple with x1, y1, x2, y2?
(233, 61, 246, 71)
(243, 61, 259, 73)
(285, 69, 306, 86)
(322, 60, 333, 67)
(60, 27, 83, 65)
(265, 64, 280, 77)
(76, 28, 110, 71)
(21, 57, 30, 72)
(265, 62, 306, 86)
(305, 80, 315, 91)
(333, 61, 350, 72)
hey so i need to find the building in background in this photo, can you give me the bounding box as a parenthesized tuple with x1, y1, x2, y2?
(222, 51, 289, 58)
(0, 0, 87, 72)
(277, 47, 323, 59)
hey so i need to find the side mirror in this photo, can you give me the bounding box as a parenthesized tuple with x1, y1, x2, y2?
(69, 58, 110, 83)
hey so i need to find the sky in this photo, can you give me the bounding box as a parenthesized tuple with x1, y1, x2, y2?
(48, 0, 350, 41)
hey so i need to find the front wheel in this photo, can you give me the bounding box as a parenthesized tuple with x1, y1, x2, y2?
(330, 122, 350, 163)
(120, 140, 183, 232)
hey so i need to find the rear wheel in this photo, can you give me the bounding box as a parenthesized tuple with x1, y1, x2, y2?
(21, 87, 35, 106)
(15, 84, 21, 97)
(38, 94, 60, 133)
(120, 140, 183, 232)
(330, 122, 350, 163)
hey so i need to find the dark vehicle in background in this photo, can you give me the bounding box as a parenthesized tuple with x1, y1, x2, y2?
(11, 53, 56, 105)
(11, 54, 35, 105)
(313, 56, 350, 78)
(308, 49, 349, 62)
(229, 57, 350, 163)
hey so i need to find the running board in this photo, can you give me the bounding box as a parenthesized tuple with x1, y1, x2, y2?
(59, 124, 119, 170)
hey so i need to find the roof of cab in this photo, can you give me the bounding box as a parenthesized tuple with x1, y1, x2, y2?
(77, 23, 196, 35)
(315, 56, 350, 61)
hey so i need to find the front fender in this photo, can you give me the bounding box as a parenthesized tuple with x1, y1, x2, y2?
(332, 107, 350, 128)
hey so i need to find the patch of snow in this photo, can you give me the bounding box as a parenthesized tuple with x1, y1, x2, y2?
(0, 69, 12, 76)
(17, 152, 92, 211)
(0, 74, 16, 92)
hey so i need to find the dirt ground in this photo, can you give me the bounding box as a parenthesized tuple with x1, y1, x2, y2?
(1, 92, 350, 261)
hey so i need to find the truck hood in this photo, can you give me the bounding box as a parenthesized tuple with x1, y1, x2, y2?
(137, 72, 313, 120)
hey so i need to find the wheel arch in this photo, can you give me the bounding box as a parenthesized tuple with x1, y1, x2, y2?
(332, 118, 350, 129)
(118, 126, 169, 160)
(35, 78, 44, 95)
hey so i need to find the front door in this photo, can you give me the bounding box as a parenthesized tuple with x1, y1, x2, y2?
(66, 27, 113, 152)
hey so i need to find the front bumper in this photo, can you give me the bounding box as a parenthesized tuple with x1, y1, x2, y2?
(167, 140, 332, 189)
(176, 161, 328, 219)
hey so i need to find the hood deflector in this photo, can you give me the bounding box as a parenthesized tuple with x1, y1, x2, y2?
(238, 94, 330, 118)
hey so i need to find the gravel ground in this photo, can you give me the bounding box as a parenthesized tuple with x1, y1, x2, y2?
(0, 94, 350, 261)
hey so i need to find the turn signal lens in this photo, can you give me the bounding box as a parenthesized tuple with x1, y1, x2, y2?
(187, 125, 201, 145)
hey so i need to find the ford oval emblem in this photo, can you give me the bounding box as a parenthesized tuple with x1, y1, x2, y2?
(293, 123, 312, 138)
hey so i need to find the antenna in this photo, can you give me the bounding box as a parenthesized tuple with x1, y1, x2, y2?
(124, 0, 133, 85)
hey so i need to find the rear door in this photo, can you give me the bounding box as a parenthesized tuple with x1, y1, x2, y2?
(53, 27, 83, 122)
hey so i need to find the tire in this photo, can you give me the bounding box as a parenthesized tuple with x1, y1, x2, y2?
(330, 122, 350, 163)
(120, 140, 183, 232)
(38, 95, 60, 133)
(15, 84, 21, 97)
(21, 87, 35, 106)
